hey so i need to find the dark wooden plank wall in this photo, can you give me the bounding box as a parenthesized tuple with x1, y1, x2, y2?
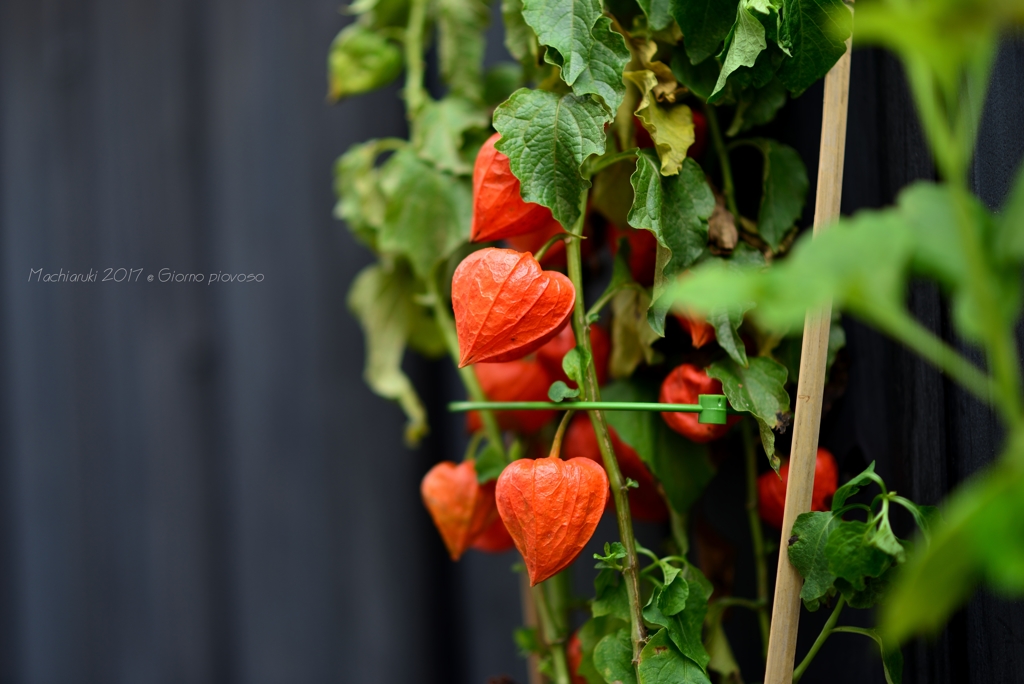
(0, 1, 1021, 682)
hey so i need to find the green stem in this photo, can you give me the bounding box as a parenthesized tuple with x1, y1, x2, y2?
(534, 232, 576, 263)
(704, 104, 740, 219)
(869, 306, 996, 411)
(711, 596, 765, 611)
(428, 275, 507, 462)
(586, 283, 637, 322)
(566, 191, 648, 671)
(742, 420, 771, 660)
(792, 596, 846, 683)
(403, 0, 428, 122)
(533, 582, 571, 684)
(669, 509, 689, 556)
(585, 148, 639, 179)
(549, 410, 574, 458)
(450, 401, 708, 412)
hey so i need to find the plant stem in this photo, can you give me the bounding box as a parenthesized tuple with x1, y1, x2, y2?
(712, 596, 765, 611)
(450, 401, 707, 412)
(549, 411, 574, 458)
(742, 420, 771, 660)
(403, 0, 428, 122)
(565, 192, 648, 671)
(428, 275, 507, 461)
(792, 596, 846, 683)
(585, 148, 639, 178)
(532, 582, 571, 684)
(704, 104, 740, 219)
(870, 306, 995, 411)
(669, 508, 689, 556)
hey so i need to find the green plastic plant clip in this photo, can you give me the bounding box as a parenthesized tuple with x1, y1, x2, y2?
(697, 394, 728, 425)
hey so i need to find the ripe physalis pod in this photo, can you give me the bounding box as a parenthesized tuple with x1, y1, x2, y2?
(471, 133, 564, 242)
(421, 460, 498, 561)
(757, 448, 839, 529)
(495, 456, 608, 585)
(660, 363, 740, 442)
(452, 248, 575, 366)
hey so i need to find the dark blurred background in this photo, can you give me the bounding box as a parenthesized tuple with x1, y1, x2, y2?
(0, 1, 1022, 682)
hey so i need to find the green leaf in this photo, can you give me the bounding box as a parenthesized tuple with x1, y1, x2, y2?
(327, 25, 403, 101)
(638, 0, 673, 31)
(594, 628, 638, 684)
(514, 626, 545, 656)
(334, 139, 401, 249)
(747, 139, 808, 251)
(628, 151, 714, 335)
(642, 571, 711, 671)
(658, 574, 690, 616)
(871, 512, 907, 563)
(789, 510, 841, 611)
(475, 442, 508, 482)
(493, 89, 609, 228)
(777, 0, 851, 95)
(637, 628, 712, 684)
(577, 616, 628, 684)
(484, 63, 524, 107)
(996, 163, 1024, 262)
(726, 77, 788, 134)
(610, 287, 663, 378)
(624, 71, 696, 176)
(378, 149, 471, 279)
(412, 97, 490, 175)
(547, 17, 630, 112)
(521, 0, 603, 86)
(836, 562, 896, 609)
(548, 380, 581, 401)
(669, 48, 720, 101)
(706, 304, 750, 366)
(836, 628, 903, 684)
(593, 568, 631, 622)
(562, 347, 591, 387)
(709, 0, 770, 101)
(347, 263, 431, 445)
(670, 0, 741, 65)
(502, 0, 541, 67)
(825, 520, 892, 591)
(832, 462, 878, 510)
(704, 616, 741, 683)
(706, 357, 789, 465)
(603, 380, 715, 515)
(437, 0, 490, 101)
(891, 496, 939, 543)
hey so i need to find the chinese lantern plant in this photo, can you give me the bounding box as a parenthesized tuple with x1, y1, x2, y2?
(326, 0, 954, 680)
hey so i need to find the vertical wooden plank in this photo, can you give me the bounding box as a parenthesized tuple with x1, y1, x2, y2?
(763, 42, 852, 684)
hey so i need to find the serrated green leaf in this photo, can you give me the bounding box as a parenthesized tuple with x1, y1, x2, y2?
(475, 442, 508, 482)
(638, 0, 673, 31)
(347, 263, 431, 445)
(727, 77, 788, 134)
(577, 616, 628, 684)
(610, 287, 662, 378)
(437, 0, 490, 101)
(378, 149, 472, 279)
(521, 0, 603, 85)
(777, 0, 851, 95)
(594, 627, 638, 684)
(334, 139, 402, 249)
(642, 585, 710, 674)
(706, 357, 789, 462)
(603, 381, 715, 515)
(789, 510, 841, 611)
(624, 71, 696, 176)
(637, 628, 711, 684)
(327, 25, 403, 101)
(709, 0, 770, 101)
(670, 0, 741, 65)
(628, 151, 714, 335)
(836, 562, 896, 609)
(706, 304, 750, 366)
(593, 568, 632, 621)
(871, 513, 907, 563)
(746, 138, 808, 251)
(669, 48, 720, 101)
(658, 575, 690, 615)
(825, 520, 892, 591)
(412, 97, 490, 175)
(832, 462, 878, 510)
(546, 17, 630, 112)
(494, 89, 609, 228)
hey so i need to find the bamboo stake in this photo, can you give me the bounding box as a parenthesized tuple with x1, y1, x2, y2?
(762, 36, 853, 684)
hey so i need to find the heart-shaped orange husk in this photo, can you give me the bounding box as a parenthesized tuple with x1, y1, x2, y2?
(495, 456, 609, 585)
(421, 460, 498, 561)
(471, 133, 565, 242)
(452, 248, 575, 366)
